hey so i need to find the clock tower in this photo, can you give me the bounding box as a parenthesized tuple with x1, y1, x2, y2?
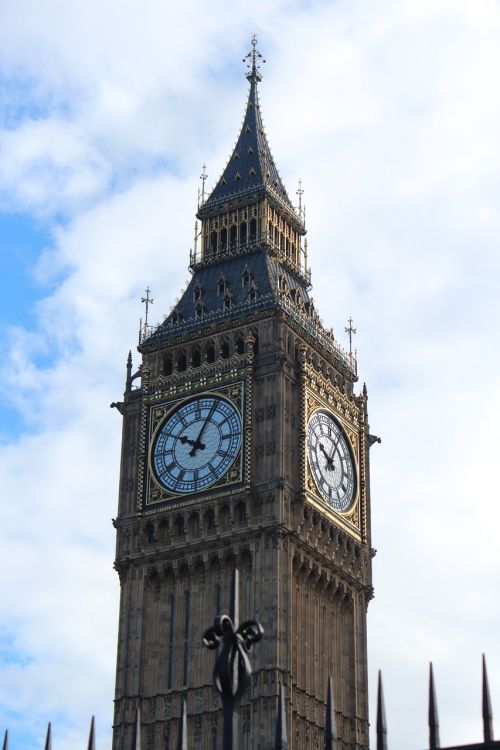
(112, 38, 374, 750)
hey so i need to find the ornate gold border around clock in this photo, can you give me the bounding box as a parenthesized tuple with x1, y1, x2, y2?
(302, 369, 363, 539)
(136, 338, 256, 514)
(142, 381, 246, 510)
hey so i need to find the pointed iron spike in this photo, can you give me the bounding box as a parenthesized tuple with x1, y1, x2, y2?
(429, 662, 440, 750)
(483, 654, 494, 743)
(325, 675, 337, 750)
(2, 729, 8, 750)
(376, 671, 388, 750)
(87, 716, 95, 750)
(177, 698, 188, 750)
(275, 683, 288, 749)
(44, 722, 52, 750)
(229, 568, 239, 627)
(131, 707, 141, 750)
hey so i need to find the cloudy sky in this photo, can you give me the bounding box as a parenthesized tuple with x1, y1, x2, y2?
(1, 1, 499, 748)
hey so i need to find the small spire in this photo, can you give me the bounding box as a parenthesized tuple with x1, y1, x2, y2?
(275, 683, 288, 749)
(2, 729, 8, 750)
(87, 716, 95, 750)
(483, 654, 494, 743)
(44, 723, 52, 750)
(177, 698, 188, 750)
(325, 675, 337, 750)
(428, 662, 440, 750)
(131, 707, 141, 750)
(376, 671, 388, 750)
(243, 34, 265, 83)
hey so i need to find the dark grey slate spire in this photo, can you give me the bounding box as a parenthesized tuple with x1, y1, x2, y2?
(483, 654, 494, 743)
(325, 675, 337, 750)
(376, 670, 388, 750)
(429, 662, 440, 750)
(2, 729, 7, 750)
(275, 683, 288, 749)
(199, 37, 297, 220)
(177, 699, 188, 750)
(87, 716, 95, 750)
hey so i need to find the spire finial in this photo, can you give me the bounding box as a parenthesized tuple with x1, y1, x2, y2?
(199, 164, 208, 207)
(243, 34, 265, 82)
(345, 317, 357, 357)
(482, 654, 494, 743)
(296, 179, 304, 220)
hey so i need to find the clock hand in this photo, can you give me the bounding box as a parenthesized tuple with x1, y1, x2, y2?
(189, 401, 217, 456)
(319, 442, 335, 471)
(179, 435, 206, 450)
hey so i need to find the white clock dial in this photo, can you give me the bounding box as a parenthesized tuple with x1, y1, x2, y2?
(307, 411, 356, 512)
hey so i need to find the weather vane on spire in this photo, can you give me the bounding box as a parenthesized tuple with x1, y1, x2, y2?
(243, 34, 265, 82)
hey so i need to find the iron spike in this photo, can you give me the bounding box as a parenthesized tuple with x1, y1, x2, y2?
(229, 568, 239, 628)
(376, 670, 388, 750)
(44, 722, 52, 750)
(325, 675, 337, 750)
(482, 654, 494, 743)
(131, 707, 141, 750)
(2, 729, 8, 750)
(87, 716, 95, 750)
(177, 698, 188, 750)
(428, 662, 440, 750)
(275, 683, 288, 749)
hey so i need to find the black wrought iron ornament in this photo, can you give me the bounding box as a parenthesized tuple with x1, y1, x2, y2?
(202, 569, 263, 750)
(203, 614, 263, 703)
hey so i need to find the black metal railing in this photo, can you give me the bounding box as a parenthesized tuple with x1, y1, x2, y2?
(2, 577, 497, 749)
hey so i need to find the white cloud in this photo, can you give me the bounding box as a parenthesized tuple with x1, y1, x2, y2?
(1, 1, 499, 748)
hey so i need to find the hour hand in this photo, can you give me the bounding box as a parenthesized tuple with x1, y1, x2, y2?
(180, 435, 205, 450)
(319, 442, 335, 470)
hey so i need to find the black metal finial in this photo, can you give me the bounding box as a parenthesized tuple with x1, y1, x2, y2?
(44, 722, 52, 750)
(177, 698, 188, 750)
(275, 683, 288, 749)
(325, 675, 337, 750)
(243, 34, 265, 83)
(429, 662, 440, 750)
(483, 654, 494, 743)
(2, 729, 8, 750)
(376, 670, 388, 750)
(131, 707, 141, 750)
(87, 716, 95, 750)
(203, 567, 264, 750)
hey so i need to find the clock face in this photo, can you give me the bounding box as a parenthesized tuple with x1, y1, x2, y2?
(307, 411, 356, 512)
(151, 394, 242, 494)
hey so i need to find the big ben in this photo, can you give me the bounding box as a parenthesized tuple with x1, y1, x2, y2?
(112, 37, 375, 750)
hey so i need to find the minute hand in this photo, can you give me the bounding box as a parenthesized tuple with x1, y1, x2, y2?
(189, 402, 217, 456)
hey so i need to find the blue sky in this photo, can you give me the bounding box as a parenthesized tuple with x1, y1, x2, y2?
(1, 1, 500, 749)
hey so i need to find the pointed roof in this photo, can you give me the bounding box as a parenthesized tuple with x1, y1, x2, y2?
(199, 38, 301, 226)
